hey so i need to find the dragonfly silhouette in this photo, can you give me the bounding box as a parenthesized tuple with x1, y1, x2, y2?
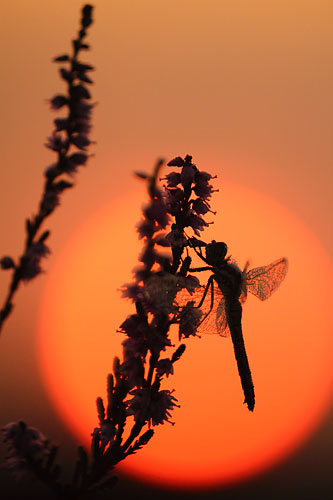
(178, 238, 288, 411)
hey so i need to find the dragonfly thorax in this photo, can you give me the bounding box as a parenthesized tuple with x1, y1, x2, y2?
(214, 263, 243, 300)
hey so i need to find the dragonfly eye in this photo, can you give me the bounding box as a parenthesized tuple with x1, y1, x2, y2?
(206, 241, 228, 265)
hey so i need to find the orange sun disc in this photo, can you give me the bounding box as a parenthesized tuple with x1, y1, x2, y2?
(38, 180, 332, 490)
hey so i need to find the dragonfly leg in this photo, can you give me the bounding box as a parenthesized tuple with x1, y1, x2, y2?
(189, 266, 212, 272)
(196, 245, 208, 263)
(187, 237, 209, 264)
(196, 276, 215, 326)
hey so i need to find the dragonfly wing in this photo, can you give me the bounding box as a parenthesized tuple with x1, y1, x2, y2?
(176, 284, 230, 336)
(215, 296, 231, 337)
(176, 285, 206, 308)
(246, 257, 288, 301)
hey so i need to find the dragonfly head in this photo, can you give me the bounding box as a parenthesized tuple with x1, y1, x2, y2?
(205, 240, 228, 267)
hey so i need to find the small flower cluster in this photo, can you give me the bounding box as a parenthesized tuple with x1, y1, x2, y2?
(0, 4, 94, 333)
(163, 154, 217, 272)
(20, 238, 51, 282)
(2, 421, 50, 478)
(164, 155, 216, 226)
(126, 387, 179, 426)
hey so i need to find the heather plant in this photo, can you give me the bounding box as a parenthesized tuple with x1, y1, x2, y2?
(0, 5, 217, 498)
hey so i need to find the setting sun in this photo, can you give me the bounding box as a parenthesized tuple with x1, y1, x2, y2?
(38, 177, 332, 490)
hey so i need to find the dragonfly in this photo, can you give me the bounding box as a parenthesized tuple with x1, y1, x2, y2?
(177, 238, 288, 412)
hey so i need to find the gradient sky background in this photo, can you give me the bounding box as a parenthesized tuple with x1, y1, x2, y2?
(0, 1, 332, 499)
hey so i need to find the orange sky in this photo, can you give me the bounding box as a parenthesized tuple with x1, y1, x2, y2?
(1, 1, 332, 498)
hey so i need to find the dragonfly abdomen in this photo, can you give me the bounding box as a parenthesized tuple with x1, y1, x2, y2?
(225, 297, 255, 412)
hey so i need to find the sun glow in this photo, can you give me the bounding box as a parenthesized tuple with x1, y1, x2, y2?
(38, 180, 332, 490)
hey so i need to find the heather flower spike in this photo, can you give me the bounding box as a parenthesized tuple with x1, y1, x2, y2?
(65, 155, 216, 491)
(0, 4, 94, 335)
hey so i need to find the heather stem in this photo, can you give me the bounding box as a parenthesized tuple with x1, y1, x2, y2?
(0, 4, 94, 336)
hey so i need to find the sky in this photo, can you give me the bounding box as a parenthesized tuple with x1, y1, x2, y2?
(0, 1, 332, 499)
